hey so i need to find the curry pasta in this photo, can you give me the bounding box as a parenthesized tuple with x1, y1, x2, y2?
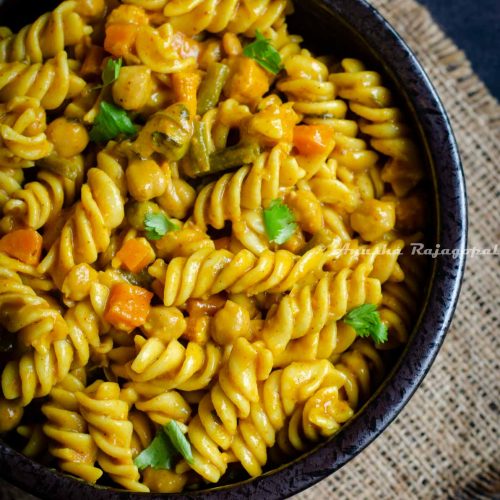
(0, 0, 429, 493)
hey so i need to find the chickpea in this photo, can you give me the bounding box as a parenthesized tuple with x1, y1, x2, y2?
(211, 300, 250, 345)
(0, 399, 23, 432)
(126, 159, 166, 201)
(141, 306, 186, 343)
(112, 66, 152, 111)
(350, 199, 396, 241)
(46, 117, 89, 157)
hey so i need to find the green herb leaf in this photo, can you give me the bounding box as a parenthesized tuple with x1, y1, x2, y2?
(102, 57, 122, 87)
(134, 429, 178, 470)
(89, 101, 137, 143)
(343, 304, 388, 344)
(164, 421, 193, 464)
(243, 30, 283, 74)
(263, 199, 297, 245)
(144, 212, 178, 240)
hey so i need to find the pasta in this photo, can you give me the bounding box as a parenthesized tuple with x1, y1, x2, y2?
(0, 0, 428, 492)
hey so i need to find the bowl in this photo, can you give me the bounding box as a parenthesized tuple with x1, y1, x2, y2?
(0, 0, 467, 498)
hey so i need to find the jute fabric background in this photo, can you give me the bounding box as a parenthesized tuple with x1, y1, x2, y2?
(0, 0, 499, 499)
(296, 0, 500, 498)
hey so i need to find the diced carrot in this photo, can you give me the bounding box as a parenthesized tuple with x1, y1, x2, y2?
(104, 23, 138, 58)
(80, 45, 105, 77)
(0, 229, 43, 266)
(293, 125, 335, 156)
(171, 71, 201, 117)
(104, 283, 153, 331)
(106, 4, 149, 26)
(224, 56, 270, 106)
(115, 237, 155, 274)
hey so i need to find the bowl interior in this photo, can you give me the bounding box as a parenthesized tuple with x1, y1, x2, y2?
(0, 0, 466, 498)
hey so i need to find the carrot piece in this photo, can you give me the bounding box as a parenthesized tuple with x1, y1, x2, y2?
(115, 237, 155, 274)
(293, 125, 335, 156)
(80, 45, 105, 78)
(104, 23, 138, 58)
(171, 71, 201, 117)
(0, 229, 43, 266)
(224, 56, 269, 106)
(104, 283, 153, 331)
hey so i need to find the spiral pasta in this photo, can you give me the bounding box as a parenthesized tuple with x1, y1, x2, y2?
(38, 168, 125, 287)
(0, 52, 86, 110)
(149, 243, 339, 306)
(163, 0, 291, 36)
(0, 0, 429, 492)
(76, 380, 149, 492)
(0, 97, 53, 167)
(42, 370, 103, 483)
(0, 0, 104, 64)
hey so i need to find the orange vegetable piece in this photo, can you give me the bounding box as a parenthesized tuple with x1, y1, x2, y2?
(224, 56, 269, 106)
(80, 45, 105, 77)
(171, 71, 201, 117)
(104, 24, 138, 58)
(104, 283, 153, 331)
(293, 125, 335, 156)
(115, 238, 155, 274)
(0, 229, 43, 266)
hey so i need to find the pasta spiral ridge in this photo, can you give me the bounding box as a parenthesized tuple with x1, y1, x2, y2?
(149, 242, 339, 305)
(1, 338, 74, 406)
(1, 165, 84, 232)
(185, 337, 272, 482)
(229, 359, 347, 478)
(38, 168, 125, 287)
(163, 0, 290, 36)
(42, 370, 103, 483)
(257, 260, 383, 366)
(0, 0, 102, 64)
(0, 268, 68, 353)
(193, 144, 304, 232)
(0, 52, 86, 110)
(0, 97, 53, 167)
(332, 338, 384, 410)
(113, 336, 222, 392)
(330, 59, 424, 196)
(76, 380, 149, 492)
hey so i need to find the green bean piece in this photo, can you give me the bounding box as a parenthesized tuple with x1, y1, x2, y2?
(189, 121, 212, 175)
(207, 144, 260, 175)
(197, 63, 230, 115)
(37, 153, 84, 181)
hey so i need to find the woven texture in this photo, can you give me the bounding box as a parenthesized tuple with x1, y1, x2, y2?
(296, 0, 500, 499)
(0, 1, 499, 499)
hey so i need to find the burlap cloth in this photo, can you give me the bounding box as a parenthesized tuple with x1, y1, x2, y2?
(1, 1, 499, 499)
(296, 0, 500, 498)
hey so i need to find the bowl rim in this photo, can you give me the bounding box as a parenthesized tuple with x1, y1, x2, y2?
(0, 0, 467, 498)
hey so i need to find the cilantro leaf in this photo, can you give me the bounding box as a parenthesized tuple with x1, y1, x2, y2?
(343, 304, 388, 344)
(144, 212, 178, 240)
(134, 429, 178, 470)
(164, 421, 193, 464)
(133, 421, 193, 471)
(243, 30, 283, 74)
(102, 57, 122, 87)
(89, 101, 137, 143)
(263, 199, 297, 245)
